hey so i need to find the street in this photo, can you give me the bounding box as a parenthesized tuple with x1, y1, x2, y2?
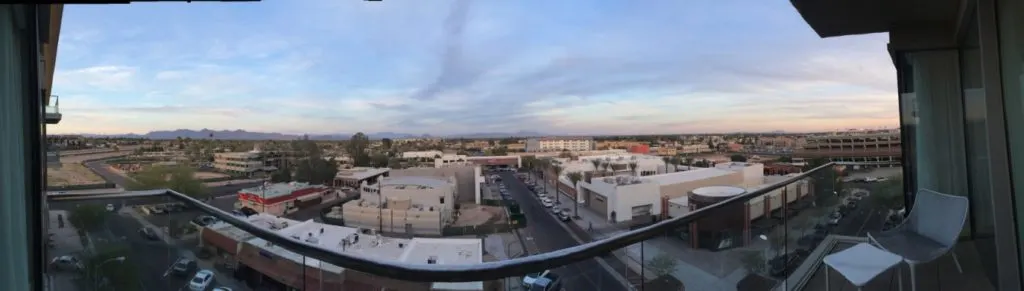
(497, 172, 630, 291)
(77, 210, 194, 291)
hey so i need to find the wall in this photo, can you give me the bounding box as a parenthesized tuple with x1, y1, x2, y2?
(391, 166, 482, 204)
(609, 181, 662, 223)
(341, 202, 444, 235)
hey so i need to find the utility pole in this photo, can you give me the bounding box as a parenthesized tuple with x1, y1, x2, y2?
(378, 179, 384, 233)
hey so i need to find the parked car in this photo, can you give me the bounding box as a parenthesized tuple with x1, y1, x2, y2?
(105, 204, 115, 212)
(551, 208, 561, 215)
(558, 212, 571, 222)
(171, 258, 198, 276)
(139, 227, 160, 241)
(522, 270, 552, 287)
(188, 270, 215, 291)
(542, 201, 554, 208)
(49, 255, 83, 271)
(212, 288, 233, 291)
(530, 274, 563, 291)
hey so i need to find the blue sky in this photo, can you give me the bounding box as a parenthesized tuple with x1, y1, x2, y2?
(50, 0, 897, 135)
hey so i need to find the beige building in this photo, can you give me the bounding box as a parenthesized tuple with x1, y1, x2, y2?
(525, 137, 594, 152)
(338, 176, 457, 236)
(213, 151, 267, 176)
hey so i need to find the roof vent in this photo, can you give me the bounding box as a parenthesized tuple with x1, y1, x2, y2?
(427, 256, 438, 264)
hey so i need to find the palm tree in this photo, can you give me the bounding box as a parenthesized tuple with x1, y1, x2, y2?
(628, 161, 638, 176)
(566, 171, 584, 217)
(685, 157, 695, 168)
(661, 156, 671, 173)
(601, 162, 610, 173)
(552, 164, 564, 203)
(590, 159, 601, 173)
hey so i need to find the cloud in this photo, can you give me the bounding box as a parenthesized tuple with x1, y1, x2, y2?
(49, 0, 898, 135)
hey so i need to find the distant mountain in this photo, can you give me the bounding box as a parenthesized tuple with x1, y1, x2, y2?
(76, 129, 550, 140)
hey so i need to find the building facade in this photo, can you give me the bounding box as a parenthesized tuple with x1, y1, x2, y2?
(795, 129, 902, 167)
(525, 137, 594, 152)
(236, 182, 334, 216)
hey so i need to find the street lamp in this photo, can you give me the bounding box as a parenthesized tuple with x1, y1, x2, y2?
(93, 256, 126, 288)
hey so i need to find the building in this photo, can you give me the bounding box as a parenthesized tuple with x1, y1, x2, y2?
(391, 166, 484, 204)
(333, 167, 390, 188)
(432, 154, 521, 170)
(402, 151, 444, 159)
(679, 144, 713, 154)
(595, 140, 648, 151)
(340, 176, 458, 236)
(199, 214, 485, 291)
(213, 151, 266, 176)
(627, 144, 650, 154)
(236, 182, 334, 216)
(525, 137, 594, 152)
(795, 129, 902, 167)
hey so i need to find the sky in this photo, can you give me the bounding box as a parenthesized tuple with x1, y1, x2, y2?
(50, 0, 898, 136)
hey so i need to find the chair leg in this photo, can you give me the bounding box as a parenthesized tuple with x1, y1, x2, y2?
(898, 265, 903, 291)
(825, 265, 831, 291)
(909, 263, 917, 291)
(951, 251, 964, 274)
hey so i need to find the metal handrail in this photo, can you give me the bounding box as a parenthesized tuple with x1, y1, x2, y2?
(48, 162, 837, 282)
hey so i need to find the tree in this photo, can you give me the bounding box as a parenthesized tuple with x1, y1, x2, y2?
(628, 161, 638, 176)
(777, 156, 793, 163)
(661, 156, 671, 173)
(69, 204, 109, 231)
(589, 159, 601, 174)
(85, 244, 140, 291)
(347, 132, 371, 167)
(870, 176, 905, 211)
(566, 171, 583, 217)
(128, 166, 209, 199)
(381, 138, 393, 151)
(551, 164, 563, 203)
(601, 162, 610, 173)
(645, 254, 678, 279)
(730, 154, 748, 162)
(270, 166, 292, 183)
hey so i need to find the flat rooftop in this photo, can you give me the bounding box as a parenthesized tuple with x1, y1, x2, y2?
(243, 219, 482, 287)
(239, 182, 321, 199)
(643, 168, 737, 186)
(715, 162, 759, 171)
(335, 167, 390, 181)
(381, 176, 450, 189)
(207, 214, 301, 242)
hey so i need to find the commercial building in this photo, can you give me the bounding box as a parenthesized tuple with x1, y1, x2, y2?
(213, 151, 267, 176)
(236, 182, 334, 216)
(333, 167, 390, 188)
(525, 137, 594, 152)
(574, 162, 765, 223)
(795, 129, 902, 167)
(340, 176, 458, 236)
(401, 151, 443, 159)
(391, 166, 484, 204)
(199, 214, 485, 291)
(432, 154, 521, 170)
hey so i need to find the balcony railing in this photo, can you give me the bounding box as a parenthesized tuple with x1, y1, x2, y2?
(45, 162, 922, 290)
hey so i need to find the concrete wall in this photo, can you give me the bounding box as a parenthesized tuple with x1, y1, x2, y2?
(609, 181, 662, 223)
(391, 166, 482, 204)
(341, 202, 445, 236)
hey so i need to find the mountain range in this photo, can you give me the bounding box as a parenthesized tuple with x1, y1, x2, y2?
(77, 129, 549, 140)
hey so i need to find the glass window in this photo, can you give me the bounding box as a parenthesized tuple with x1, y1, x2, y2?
(996, 0, 1024, 273)
(960, 14, 993, 239)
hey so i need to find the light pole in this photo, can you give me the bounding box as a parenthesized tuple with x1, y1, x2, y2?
(93, 256, 126, 289)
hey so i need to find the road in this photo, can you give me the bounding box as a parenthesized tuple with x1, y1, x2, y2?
(498, 172, 628, 291)
(832, 188, 886, 237)
(90, 211, 193, 291)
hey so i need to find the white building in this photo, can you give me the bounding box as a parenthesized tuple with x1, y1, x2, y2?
(334, 167, 391, 188)
(200, 214, 484, 290)
(553, 153, 676, 177)
(402, 150, 444, 159)
(577, 162, 767, 222)
(345, 176, 458, 235)
(525, 137, 594, 152)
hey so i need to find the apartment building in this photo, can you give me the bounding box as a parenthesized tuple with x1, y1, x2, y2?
(525, 137, 594, 152)
(795, 129, 902, 167)
(199, 215, 485, 291)
(595, 140, 647, 150)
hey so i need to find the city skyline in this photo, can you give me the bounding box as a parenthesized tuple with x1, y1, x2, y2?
(50, 0, 897, 136)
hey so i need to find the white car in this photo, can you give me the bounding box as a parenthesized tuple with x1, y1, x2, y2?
(106, 204, 115, 212)
(522, 270, 552, 287)
(188, 270, 215, 291)
(212, 288, 233, 291)
(542, 201, 554, 208)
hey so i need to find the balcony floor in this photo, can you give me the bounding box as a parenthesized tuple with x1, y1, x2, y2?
(799, 240, 995, 291)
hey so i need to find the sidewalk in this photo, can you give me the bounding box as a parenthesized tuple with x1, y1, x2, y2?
(47, 210, 87, 291)
(123, 207, 250, 291)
